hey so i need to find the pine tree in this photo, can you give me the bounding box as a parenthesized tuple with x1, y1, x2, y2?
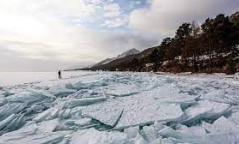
(201, 18, 215, 73)
(175, 23, 192, 70)
(149, 49, 159, 71)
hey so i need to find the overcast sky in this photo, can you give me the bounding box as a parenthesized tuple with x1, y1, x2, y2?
(0, 0, 238, 71)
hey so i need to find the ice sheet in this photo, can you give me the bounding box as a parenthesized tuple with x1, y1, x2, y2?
(1, 72, 239, 143)
(71, 128, 128, 144)
(181, 100, 231, 124)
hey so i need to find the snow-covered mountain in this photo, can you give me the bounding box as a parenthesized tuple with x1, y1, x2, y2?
(116, 48, 140, 59)
(230, 11, 239, 24)
(92, 58, 116, 67)
(91, 48, 140, 68)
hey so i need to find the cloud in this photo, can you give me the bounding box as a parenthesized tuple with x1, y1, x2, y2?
(102, 15, 128, 28)
(103, 3, 121, 18)
(129, 0, 239, 36)
(0, 0, 156, 71)
(102, 2, 129, 28)
(0, 0, 157, 71)
(135, 1, 141, 5)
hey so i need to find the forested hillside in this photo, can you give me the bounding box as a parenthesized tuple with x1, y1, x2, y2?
(87, 12, 239, 74)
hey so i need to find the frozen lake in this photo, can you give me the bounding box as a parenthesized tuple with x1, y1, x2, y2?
(0, 72, 239, 143)
(0, 71, 88, 86)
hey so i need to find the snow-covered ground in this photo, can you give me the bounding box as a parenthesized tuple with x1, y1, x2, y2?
(0, 71, 239, 144)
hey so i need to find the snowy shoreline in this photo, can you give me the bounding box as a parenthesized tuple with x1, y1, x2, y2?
(0, 72, 239, 143)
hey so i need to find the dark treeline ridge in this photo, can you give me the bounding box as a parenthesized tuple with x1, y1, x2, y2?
(88, 12, 239, 74)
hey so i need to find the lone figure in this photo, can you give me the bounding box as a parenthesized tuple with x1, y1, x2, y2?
(58, 70, 62, 79)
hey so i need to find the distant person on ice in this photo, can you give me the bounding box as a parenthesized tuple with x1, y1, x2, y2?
(58, 70, 62, 79)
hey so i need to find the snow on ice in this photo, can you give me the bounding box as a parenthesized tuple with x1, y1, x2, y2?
(0, 71, 239, 143)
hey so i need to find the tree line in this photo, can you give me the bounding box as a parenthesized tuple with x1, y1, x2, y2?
(130, 12, 239, 74)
